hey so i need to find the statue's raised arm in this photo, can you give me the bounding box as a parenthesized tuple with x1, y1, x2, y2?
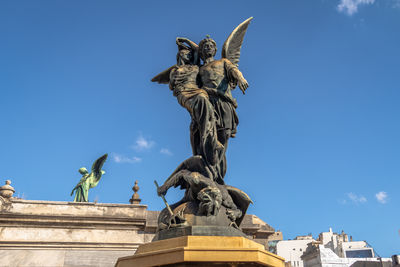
(176, 37, 199, 65)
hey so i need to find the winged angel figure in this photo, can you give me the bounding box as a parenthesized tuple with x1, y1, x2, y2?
(152, 17, 252, 183)
(151, 18, 253, 231)
(70, 154, 108, 202)
(198, 17, 252, 182)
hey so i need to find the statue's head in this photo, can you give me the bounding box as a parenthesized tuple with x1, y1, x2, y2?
(78, 167, 88, 175)
(199, 36, 217, 61)
(176, 47, 194, 66)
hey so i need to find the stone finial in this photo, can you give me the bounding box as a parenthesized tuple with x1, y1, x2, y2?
(0, 180, 15, 199)
(129, 180, 141, 204)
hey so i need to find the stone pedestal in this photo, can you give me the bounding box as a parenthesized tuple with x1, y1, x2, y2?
(115, 235, 285, 267)
(154, 225, 247, 241)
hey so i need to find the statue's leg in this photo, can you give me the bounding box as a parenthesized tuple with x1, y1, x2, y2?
(75, 187, 86, 202)
(190, 120, 201, 156)
(191, 95, 222, 166)
(215, 129, 229, 182)
(73, 190, 79, 202)
(213, 100, 238, 181)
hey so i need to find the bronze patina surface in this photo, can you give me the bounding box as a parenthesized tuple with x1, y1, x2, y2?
(151, 18, 254, 238)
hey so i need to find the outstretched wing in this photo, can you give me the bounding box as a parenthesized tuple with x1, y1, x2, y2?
(221, 17, 253, 66)
(91, 154, 108, 178)
(151, 66, 175, 84)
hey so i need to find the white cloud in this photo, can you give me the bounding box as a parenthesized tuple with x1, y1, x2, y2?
(337, 0, 375, 15)
(393, 0, 400, 8)
(132, 135, 155, 151)
(375, 191, 388, 204)
(160, 148, 173, 156)
(113, 153, 142, 164)
(347, 192, 367, 204)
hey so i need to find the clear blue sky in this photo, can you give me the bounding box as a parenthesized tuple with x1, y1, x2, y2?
(0, 0, 399, 257)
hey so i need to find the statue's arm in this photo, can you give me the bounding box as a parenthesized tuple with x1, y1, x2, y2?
(70, 183, 81, 196)
(176, 37, 199, 65)
(224, 59, 249, 94)
(176, 37, 198, 51)
(157, 170, 183, 196)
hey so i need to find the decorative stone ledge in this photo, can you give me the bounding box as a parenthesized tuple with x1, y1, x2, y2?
(0, 199, 281, 267)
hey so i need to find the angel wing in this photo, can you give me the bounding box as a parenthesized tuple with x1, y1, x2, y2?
(151, 65, 175, 84)
(221, 17, 253, 66)
(91, 153, 108, 179)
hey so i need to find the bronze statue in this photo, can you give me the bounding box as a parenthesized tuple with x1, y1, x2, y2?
(198, 18, 251, 182)
(155, 155, 251, 231)
(152, 37, 223, 169)
(151, 18, 253, 239)
(70, 154, 108, 202)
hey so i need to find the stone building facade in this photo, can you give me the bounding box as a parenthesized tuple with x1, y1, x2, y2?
(273, 228, 391, 267)
(276, 236, 313, 267)
(0, 196, 281, 267)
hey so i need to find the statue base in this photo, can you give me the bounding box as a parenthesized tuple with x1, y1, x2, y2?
(115, 235, 285, 267)
(154, 225, 247, 241)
